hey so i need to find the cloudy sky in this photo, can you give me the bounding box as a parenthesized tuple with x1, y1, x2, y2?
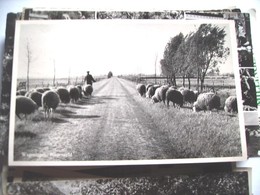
(14, 19, 236, 79)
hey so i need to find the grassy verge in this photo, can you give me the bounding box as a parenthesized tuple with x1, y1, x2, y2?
(134, 95, 242, 158)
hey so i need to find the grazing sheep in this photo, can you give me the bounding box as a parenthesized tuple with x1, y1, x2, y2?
(153, 84, 161, 90)
(159, 85, 170, 104)
(146, 84, 153, 91)
(180, 88, 196, 105)
(43, 87, 51, 92)
(136, 84, 146, 97)
(68, 86, 80, 103)
(193, 92, 221, 112)
(42, 90, 60, 118)
(27, 91, 43, 107)
(224, 96, 238, 113)
(152, 95, 159, 103)
(76, 85, 83, 99)
(151, 85, 168, 103)
(35, 87, 45, 93)
(56, 87, 70, 103)
(151, 87, 161, 103)
(146, 85, 155, 98)
(166, 88, 183, 108)
(193, 90, 199, 101)
(178, 86, 185, 92)
(16, 89, 27, 96)
(16, 96, 38, 119)
(83, 84, 93, 96)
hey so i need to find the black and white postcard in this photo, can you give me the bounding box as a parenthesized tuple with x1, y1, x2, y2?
(9, 19, 247, 166)
(7, 171, 249, 194)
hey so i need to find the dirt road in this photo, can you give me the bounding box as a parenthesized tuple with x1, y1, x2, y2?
(15, 77, 176, 162)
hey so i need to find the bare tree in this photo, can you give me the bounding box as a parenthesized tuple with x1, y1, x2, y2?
(26, 39, 32, 91)
(53, 59, 56, 86)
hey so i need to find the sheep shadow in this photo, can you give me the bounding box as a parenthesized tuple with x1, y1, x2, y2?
(59, 104, 85, 109)
(15, 131, 37, 138)
(61, 114, 101, 119)
(50, 117, 68, 123)
(55, 108, 77, 115)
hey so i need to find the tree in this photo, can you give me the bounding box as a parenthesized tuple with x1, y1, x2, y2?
(53, 59, 56, 86)
(108, 71, 113, 78)
(160, 24, 229, 91)
(26, 39, 32, 91)
(160, 33, 184, 86)
(191, 24, 230, 91)
(172, 33, 196, 89)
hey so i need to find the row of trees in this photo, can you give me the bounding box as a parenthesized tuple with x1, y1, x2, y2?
(160, 24, 230, 91)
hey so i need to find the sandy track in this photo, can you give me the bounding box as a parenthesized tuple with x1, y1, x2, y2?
(15, 77, 175, 162)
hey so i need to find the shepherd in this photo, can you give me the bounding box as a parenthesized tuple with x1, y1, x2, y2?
(84, 71, 96, 86)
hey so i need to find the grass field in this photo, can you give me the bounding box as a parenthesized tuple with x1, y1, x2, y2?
(133, 93, 242, 158)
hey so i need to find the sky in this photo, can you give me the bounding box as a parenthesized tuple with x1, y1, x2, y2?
(14, 19, 236, 79)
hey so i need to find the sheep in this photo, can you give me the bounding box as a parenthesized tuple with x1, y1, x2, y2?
(180, 88, 196, 105)
(224, 96, 238, 113)
(151, 85, 168, 103)
(16, 96, 38, 119)
(68, 86, 80, 103)
(76, 85, 83, 99)
(160, 85, 170, 104)
(193, 90, 199, 101)
(43, 87, 51, 92)
(136, 84, 146, 97)
(166, 88, 183, 108)
(152, 95, 160, 103)
(83, 84, 93, 97)
(42, 90, 60, 118)
(16, 89, 27, 96)
(151, 87, 161, 103)
(27, 91, 43, 107)
(146, 84, 153, 91)
(56, 87, 70, 103)
(146, 85, 155, 98)
(193, 92, 220, 112)
(153, 84, 161, 90)
(35, 87, 45, 93)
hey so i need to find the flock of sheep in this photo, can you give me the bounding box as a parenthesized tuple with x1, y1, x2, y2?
(14, 80, 238, 120)
(136, 83, 238, 113)
(15, 84, 94, 119)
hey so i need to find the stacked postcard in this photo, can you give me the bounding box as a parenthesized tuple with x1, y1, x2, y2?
(1, 8, 259, 194)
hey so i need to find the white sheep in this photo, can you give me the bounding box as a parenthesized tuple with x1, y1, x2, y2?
(224, 96, 238, 113)
(193, 92, 220, 112)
